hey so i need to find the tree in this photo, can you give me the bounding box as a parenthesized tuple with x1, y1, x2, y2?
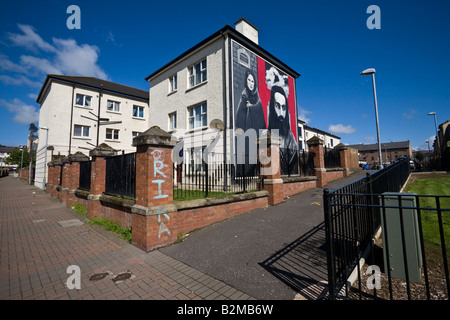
(414, 151, 424, 163)
(5, 147, 35, 168)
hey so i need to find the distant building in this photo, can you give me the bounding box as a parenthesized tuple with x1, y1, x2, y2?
(297, 119, 341, 152)
(433, 119, 450, 170)
(0, 146, 19, 169)
(348, 140, 412, 167)
(34, 75, 149, 189)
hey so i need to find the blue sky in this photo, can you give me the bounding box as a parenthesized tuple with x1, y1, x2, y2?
(0, 0, 449, 151)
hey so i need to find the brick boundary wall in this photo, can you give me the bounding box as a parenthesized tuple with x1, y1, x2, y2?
(37, 127, 352, 252)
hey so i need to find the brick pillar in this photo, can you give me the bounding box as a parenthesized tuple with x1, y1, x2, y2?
(131, 126, 177, 252)
(46, 161, 55, 194)
(307, 136, 326, 187)
(66, 152, 90, 207)
(335, 143, 350, 177)
(257, 132, 284, 206)
(88, 144, 117, 219)
(60, 156, 73, 205)
(52, 158, 63, 199)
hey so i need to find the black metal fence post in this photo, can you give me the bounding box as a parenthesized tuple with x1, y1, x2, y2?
(323, 188, 336, 300)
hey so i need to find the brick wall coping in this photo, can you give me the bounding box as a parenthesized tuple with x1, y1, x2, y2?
(74, 189, 90, 199)
(282, 176, 318, 183)
(131, 190, 269, 216)
(325, 167, 345, 172)
(99, 194, 135, 209)
(133, 126, 176, 147)
(175, 190, 268, 211)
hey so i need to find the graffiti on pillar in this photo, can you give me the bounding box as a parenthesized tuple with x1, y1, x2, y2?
(151, 150, 168, 199)
(157, 207, 171, 239)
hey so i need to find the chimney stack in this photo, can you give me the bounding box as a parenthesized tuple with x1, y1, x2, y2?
(234, 18, 259, 45)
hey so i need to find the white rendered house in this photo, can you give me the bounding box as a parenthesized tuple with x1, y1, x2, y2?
(34, 75, 149, 189)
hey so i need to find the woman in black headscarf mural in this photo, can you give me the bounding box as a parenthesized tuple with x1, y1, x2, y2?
(235, 69, 265, 178)
(235, 69, 266, 135)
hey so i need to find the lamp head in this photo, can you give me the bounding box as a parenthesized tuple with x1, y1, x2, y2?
(360, 68, 376, 75)
(427, 112, 436, 116)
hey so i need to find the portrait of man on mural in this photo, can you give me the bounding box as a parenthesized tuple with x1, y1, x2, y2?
(267, 85, 298, 175)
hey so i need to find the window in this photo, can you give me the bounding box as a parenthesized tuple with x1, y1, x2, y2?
(188, 102, 207, 130)
(106, 128, 120, 140)
(74, 125, 90, 137)
(330, 139, 334, 147)
(298, 141, 303, 151)
(107, 100, 120, 112)
(75, 94, 92, 107)
(189, 146, 206, 172)
(188, 59, 207, 87)
(169, 75, 177, 92)
(169, 112, 177, 131)
(133, 105, 144, 118)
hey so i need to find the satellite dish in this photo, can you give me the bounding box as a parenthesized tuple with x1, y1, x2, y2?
(209, 119, 224, 131)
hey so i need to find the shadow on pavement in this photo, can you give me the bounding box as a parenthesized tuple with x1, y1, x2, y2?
(259, 222, 329, 300)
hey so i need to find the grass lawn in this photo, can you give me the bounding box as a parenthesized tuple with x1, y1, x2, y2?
(405, 176, 450, 250)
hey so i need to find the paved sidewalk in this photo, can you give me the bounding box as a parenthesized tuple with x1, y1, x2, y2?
(0, 176, 254, 300)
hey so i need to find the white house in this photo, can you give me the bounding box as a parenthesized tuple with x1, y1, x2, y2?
(146, 18, 301, 175)
(34, 75, 149, 189)
(297, 118, 341, 152)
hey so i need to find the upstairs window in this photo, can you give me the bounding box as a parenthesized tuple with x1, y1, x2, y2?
(107, 100, 120, 112)
(133, 105, 144, 118)
(188, 59, 207, 88)
(188, 102, 207, 130)
(74, 125, 90, 137)
(75, 94, 92, 107)
(169, 75, 177, 92)
(106, 128, 120, 140)
(169, 112, 177, 131)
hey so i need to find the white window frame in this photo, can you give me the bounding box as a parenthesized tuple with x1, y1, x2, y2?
(107, 100, 120, 112)
(132, 105, 144, 118)
(73, 125, 90, 138)
(75, 94, 92, 107)
(169, 74, 177, 93)
(188, 58, 207, 88)
(106, 128, 120, 140)
(188, 102, 207, 130)
(168, 112, 177, 131)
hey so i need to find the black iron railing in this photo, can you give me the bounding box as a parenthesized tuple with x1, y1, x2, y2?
(298, 150, 315, 177)
(324, 146, 341, 168)
(173, 151, 261, 200)
(78, 160, 91, 191)
(105, 151, 136, 198)
(323, 158, 413, 299)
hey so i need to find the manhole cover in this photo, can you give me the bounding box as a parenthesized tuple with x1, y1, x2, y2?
(89, 272, 111, 281)
(112, 271, 135, 284)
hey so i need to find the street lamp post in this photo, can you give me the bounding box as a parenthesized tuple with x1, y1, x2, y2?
(40, 127, 49, 188)
(19, 145, 25, 178)
(361, 68, 383, 170)
(427, 112, 442, 170)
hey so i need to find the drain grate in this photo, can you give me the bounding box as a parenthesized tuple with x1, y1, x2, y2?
(112, 271, 135, 284)
(89, 271, 112, 281)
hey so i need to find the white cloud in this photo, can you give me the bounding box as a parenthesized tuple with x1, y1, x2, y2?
(402, 108, 418, 120)
(20, 55, 62, 75)
(8, 24, 56, 53)
(328, 124, 356, 134)
(0, 75, 41, 87)
(0, 98, 39, 124)
(363, 136, 376, 144)
(298, 108, 312, 124)
(3, 24, 108, 82)
(0, 54, 28, 73)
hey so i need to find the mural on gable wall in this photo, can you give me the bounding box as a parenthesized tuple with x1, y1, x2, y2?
(231, 40, 299, 176)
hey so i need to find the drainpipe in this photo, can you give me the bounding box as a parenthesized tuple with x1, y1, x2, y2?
(220, 30, 228, 191)
(68, 82, 75, 154)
